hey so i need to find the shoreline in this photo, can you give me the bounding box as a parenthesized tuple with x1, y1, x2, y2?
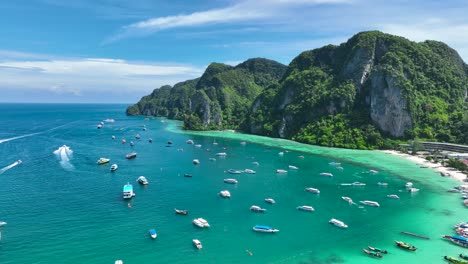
(379, 150, 467, 183)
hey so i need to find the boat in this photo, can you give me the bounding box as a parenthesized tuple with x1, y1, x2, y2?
(465, 199, 468, 207)
(125, 152, 137, 159)
(192, 159, 200, 165)
(186, 139, 194, 144)
(244, 169, 256, 174)
(129, 141, 134, 146)
(193, 239, 202, 249)
(408, 187, 420, 193)
(183, 174, 193, 178)
(297, 205, 314, 212)
(0, 221, 7, 227)
(250, 205, 266, 212)
(240, 141, 246, 146)
(219, 190, 231, 198)
(265, 198, 276, 204)
(97, 158, 110, 165)
(252, 225, 279, 233)
(329, 218, 348, 228)
(444, 256, 468, 264)
(359, 200, 380, 207)
(103, 118, 115, 123)
(135, 134, 141, 139)
(305, 187, 320, 194)
(377, 182, 388, 186)
(328, 162, 341, 166)
(252, 161, 260, 166)
(387, 194, 400, 199)
(112, 135, 116, 139)
(192, 218, 210, 228)
(278, 152, 284, 156)
(405, 182, 413, 188)
(352, 182, 366, 186)
(443, 235, 468, 248)
(319, 172, 333, 177)
(276, 169, 287, 173)
(215, 152, 227, 156)
(367, 246, 387, 254)
(122, 183, 135, 199)
(369, 169, 378, 174)
(97, 124, 102, 129)
(227, 169, 243, 174)
(209, 158, 216, 161)
(194, 144, 202, 148)
(362, 248, 382, 258)
(224, 178, 238, 184)
(395, 240, 417, 251)
(148, 138, 153, 143)
(115, 260, 123, 264)
(342, 196, 353, 203)
(460, 254, 468, 261)
(174, 208, 188, 215)
(149, 229, 157, 239)
(110, 164, 118, 171)
(137, 176, 149, 185)
(121, 139, 126, 144)
(298, 155, 305, 159)
(288, 165, 299, 170)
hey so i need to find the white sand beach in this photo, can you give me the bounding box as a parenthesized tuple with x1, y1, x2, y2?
(380, 150, 467, 183)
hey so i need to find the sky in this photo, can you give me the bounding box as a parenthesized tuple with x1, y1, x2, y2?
(0, 0, 467, 103)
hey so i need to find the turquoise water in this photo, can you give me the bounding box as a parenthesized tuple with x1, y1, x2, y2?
(0, 104, 466, 264)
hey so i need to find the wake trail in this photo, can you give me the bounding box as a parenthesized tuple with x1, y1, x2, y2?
(0, 121, 79, 144)
(53, 145, 74, 171)
(0, 160, 22, 175)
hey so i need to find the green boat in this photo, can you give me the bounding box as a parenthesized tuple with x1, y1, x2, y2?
(444, 256, 468, 264)
(395, 240, 417, 251)
(460, 254, 468, 261)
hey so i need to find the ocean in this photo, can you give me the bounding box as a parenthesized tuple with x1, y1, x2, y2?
(0, 103, 466, 264)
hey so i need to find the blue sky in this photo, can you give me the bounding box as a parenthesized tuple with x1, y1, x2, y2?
(1, 0, 467, 103)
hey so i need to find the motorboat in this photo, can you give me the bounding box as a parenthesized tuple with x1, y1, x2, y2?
(276, 169, 287, 173)
(244, 169, 256, 174)
(97, 124, 102, 129)
(194, 144, 202, 148)
(149, 229, 157, 239)
(329, 218, 348, 228)
(103, 118, 115, 123)
(405, 182, 413, 188)
(265, 198, 276, 204)
(219, 190, 231, 198)
(148, 138, 153, 143)
(362, 248, 382, 258)
(288, 165, 299, 170)
(352, 182, 366, 186)
(216, 152, 227, 156)
(193, 239, 202, 249)
(122, 183, 135, 199)
(115, 260, 123, 264)
(336, 166, 344, 171)
(250, 205, 266, 212)
(125, 152, 137, 159)
(395, 240, 417, 251)
(110, 164, 118, 172)
(227, 169, 243, 174)
(174, 208, 188, 215)
(167, 141, 173, 145)
(252, 162, 260, 166)
(186, 139, 194, 144)
(121, 139, 126, 144)
(224, 178, 238, 184)
(319, 172, 333, 177)
(298, 156, 305, 159)
(387, 194, 400, 199)
(137, 176, 149, 185)
(359, 200, 380, 207)
(192, 159, 200, 165)
(97, 158, 110, 165)
(135, 134, 141, 139)
(443, 235, 468, 248)
(377, 182, 388, 186)
(129, 141, 134, 146)
(408, 188, 420, 193)
(252, 225, 279, 233)
(328, 162, 341, 166)
(444, 256, 468, 264)
(209, 158, 216, 161)
(297, 205, 314, 212)
(240, 141, 246, 146)
(112, 135, 116, 140)
(183, 174, 193, 178)
(305, 187, 320, 194)
(367, 246, 387, 254)
(0, 221, 7, 227)
(192, 218, 210, 228)
(278, 152, 284, 156)
(342, 196, 353, 204)
(369, 170, 378, 174)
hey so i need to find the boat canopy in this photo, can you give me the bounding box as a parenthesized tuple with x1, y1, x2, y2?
(123, 184, 133, 192)
(254, 225, 271, 229)
(453, 235, 468, 242)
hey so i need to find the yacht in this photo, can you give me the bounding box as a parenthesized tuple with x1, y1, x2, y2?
(216, 152, 227, 157)
(408, 187, 420, 193)
(250, 205, 266, 212)
(288, 165, 299, 170)
(125, 152, 137, 159)
(97, 158, 110, 165)
(319, 172, 333, 177)
(224, 178, 238, 184)
(405, 182, 413, 188)
(227, 169, 243, 174)
(193, 239, 203, 249)
(329, 218, 348, 228)
(359, 200, 380, 207)
(149, 229, 157, 239)
(276, 169, 287, 173)
(110, 164, 118, 172)
(265, 198, 276, 204)
(244, 169, 256, 174)
(387, 194, 400, 199)
(252, 225, 279, 233)
(305, 187, 320, 194)
(192, 218, 210, 228)
(192, 159, 200, 165)
(342, 196, 353, 204)
(297, 205, 314, 212)
(137, 176, 149, 185)
(219, 190, 231, 198)
(186, 139, 194, 144)
(122, 183, 135, 199)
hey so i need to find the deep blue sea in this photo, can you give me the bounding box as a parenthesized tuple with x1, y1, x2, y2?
(0, 104, 466, 264)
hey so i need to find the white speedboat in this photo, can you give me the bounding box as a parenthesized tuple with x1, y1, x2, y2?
(329, 218, 348, 228)
(115, 260, 123, 264)
(297, 205, 314, 212)
(252, 225, 279, 233)
(224, 178, 238, 184)
(122, 183, 135, 199)
(149, 229, 157, 239)
(0, 221, 7, 227)
(219, 190, 231, 198)
(342, 196, 353, 204)
(352, 182, 366, 186)
(125, 152, 137, 159)
(97, 124, 102, 129)
(227, 169, 243, 174)
(103, 118, 115, 123)
(137, 176, 149, 185)
(288, 165, 299, 170)
(265, 198, 276, 204)
(192, 218, 210, 228)
(405, 182, 413, 188)
(135, 134, 141, 140)
(193, 239, 202, 249)
(408, 187, 420, 193)
(276, 169, 287, 173)
(97, 158, 110, 165)
(359, 200, 380, 207)
(252, 161, 260, 166)
(319, 172, 333, 177)
(215, 152, 227, 156)
(194, 144, 202, 148)
(377, 182, 388, 186)
(111, 135, 116, 140)
(186, 139, 194, 144)
(278, 152, 284, 156)
(387, 194, 400, 199)
(328, 162, 341, 166)
(240, 141, 246, 146)
(305, 187, 320, 194)
(369, 169, 378, 174)
(110, 164, 118, 172)
(244, 169, 256, 174)
(192, 159, 200, 165)
(250, 205, 266, 212)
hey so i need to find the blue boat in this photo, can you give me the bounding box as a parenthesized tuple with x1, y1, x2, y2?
(149, 229, 157, 239)
(122, 183, 135, 199)
(252, 225, 279, 233)
(444, 235, 468, 248)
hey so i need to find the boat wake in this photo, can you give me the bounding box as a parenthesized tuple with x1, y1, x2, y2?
(0, 132, 41, 144)
(0, 160, 22, 175)
(53, 145, 74, 170)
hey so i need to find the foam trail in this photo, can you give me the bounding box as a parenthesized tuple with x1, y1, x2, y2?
(0, 121, 78, 144)
(0, 160, 22, 175)
(53, 145, 74, 170)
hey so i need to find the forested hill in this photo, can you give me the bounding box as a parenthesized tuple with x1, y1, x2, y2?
(127, 31, 468, 149)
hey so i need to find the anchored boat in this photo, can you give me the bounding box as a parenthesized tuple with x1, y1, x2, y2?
(395, 240, 417, 251)
(252, 225, 279, 233)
